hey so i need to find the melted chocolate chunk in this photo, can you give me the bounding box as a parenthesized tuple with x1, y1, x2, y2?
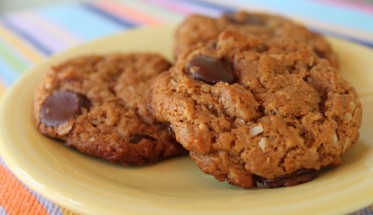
(225, 13, 265, 25)
(41, 90, 90, 127)
(254, 169, 318, 188)
(129, 134, 156, 144)
(186, 56, 237, 85)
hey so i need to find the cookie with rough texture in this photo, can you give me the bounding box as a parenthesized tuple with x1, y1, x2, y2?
(174, 11, 339, 68)
(34, 53, 187, 165)
(150, 32, 362, 188)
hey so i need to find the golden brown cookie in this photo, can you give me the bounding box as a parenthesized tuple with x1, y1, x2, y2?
(150, 32, 362, 188)
(34, 54, 187, 165)
(174, 11, 339, 68)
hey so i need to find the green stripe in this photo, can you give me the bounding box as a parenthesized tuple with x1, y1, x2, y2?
(0, 40, 28, 73)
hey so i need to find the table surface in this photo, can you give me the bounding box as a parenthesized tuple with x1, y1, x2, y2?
(0, 0, 373, 214)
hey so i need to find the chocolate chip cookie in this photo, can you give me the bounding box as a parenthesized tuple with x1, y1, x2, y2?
(174, 11, 339, 68)
(150, 32, 362, 188)
(34, 54, 187, 165)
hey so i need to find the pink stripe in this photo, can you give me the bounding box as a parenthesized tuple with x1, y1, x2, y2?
(5, 11, 82, 53)
(93, 0, 165, 25)
(315, 0, 373, 14)
(142, 0, 222, 17)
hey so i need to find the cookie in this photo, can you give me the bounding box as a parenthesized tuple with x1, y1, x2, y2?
(150, 32, 362, 188)
(34, 53, 187, 165)
(174, 11, 339, 68)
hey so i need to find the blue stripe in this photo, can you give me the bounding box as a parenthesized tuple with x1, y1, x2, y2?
(30, 190, 65, 215)
(82, 3, 139, 28)
(37, 3, 125, 41)
(0, 206, 9, 215)
(0, 58, 19, 86)
(0, 157, 64, 215)
(176, 0, 236, 13)
(0, 19, 52, 56)
(0, 157, 5, 166)
(0, 157, 63, 215)
(310, 27, 373, 48)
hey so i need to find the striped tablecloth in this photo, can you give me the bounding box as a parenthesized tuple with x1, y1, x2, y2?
(0, 0, 373, 214)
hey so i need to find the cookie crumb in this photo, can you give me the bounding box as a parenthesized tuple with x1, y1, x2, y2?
(332, 133, 338, 144)
(348, 101, 356, 111)
(57, 123, 73, 136)
(250, 125, 264, 136)
(258, 138, 267, 151)
(343, 137, 351, 154)
(344, 112, 352, 122)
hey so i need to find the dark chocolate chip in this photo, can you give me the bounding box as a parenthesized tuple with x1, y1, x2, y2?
(41, 90, 90, 127)
(254, 169, 318, 188)
(224, 13, 265, 25)
(208, 41, 217, 50)
(168, 124, 176, 139)
(314, 48, 326, 59)
(255, 44, 268, 53)
(129, 134, 156, 144)
(186, 55, 236, 85)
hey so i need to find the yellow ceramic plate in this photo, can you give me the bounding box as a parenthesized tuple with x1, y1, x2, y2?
(1, 26, 373, 215)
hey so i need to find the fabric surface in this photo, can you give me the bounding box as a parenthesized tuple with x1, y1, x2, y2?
(0, 0, 372, 214)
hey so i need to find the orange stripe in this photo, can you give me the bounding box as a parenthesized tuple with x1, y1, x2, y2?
(94, 0, 164, 26)
(0, 164, 49, 215)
